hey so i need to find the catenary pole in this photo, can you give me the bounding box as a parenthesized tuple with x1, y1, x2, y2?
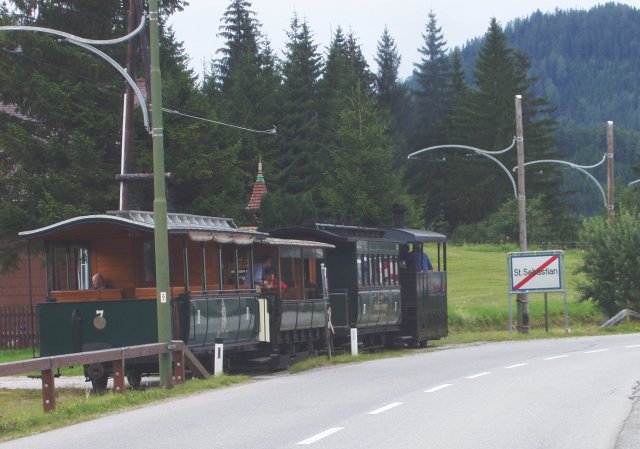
(607, 121, 615, 227)
(515, 95, 529, 333)
(148, 0, 172, 388)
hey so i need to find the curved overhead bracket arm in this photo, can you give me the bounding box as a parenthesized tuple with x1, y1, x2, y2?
(66, 39, 149, 131)
(516, 159, 607, 208)
(0, 14, 146, 45)
(408, 139, 518, 198)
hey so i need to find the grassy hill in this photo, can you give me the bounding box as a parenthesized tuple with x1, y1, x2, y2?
(445, 243, 604, 334)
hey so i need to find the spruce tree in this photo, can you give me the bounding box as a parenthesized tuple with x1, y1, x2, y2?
(321, 83, 411, 226)
(411, 11, 452, 148)
(318, 28, 373, 135)
(202, 0, 279, 207)
(405, 11, 453, 226)
(0, 1, 189, 268)
(374, 26, 406, 136)
(272, 14, 323, 196)
(443, 18, 571, 238)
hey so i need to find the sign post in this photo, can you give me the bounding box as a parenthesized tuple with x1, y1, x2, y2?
(507, 251, 569, 333)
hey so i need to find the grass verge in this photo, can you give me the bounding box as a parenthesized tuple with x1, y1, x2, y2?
(0, 374, 249, 442)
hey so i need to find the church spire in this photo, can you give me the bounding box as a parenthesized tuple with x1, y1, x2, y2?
(246, 156, 267, 225)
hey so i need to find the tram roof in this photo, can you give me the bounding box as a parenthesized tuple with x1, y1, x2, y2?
(383, 228, 447, 243)
(261, 237, 334, 249)
(271, 224, 446, 245)
(272, 224, 397, 244)
(19, 210, 267, 240)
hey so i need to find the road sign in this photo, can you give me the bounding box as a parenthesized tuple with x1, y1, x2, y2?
(508, 251, 564, 293)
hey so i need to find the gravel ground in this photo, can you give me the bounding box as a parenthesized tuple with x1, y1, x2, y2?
(0, 375, 161, 389)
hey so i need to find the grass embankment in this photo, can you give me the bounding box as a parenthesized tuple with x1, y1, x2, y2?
(0, 375, 248, 441)
(2, 243, 638, 441)
(445, 243, 602, 332)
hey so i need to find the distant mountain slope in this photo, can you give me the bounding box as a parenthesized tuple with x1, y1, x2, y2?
(506, 2, 640, 131)
(461, 2, 640, 131)
(459, 3, 640, 216)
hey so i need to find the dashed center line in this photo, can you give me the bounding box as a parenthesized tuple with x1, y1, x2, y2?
(297, 427, 345, 445)
(368, 402, 403, 415)
(504, 362, 528, 369)
(466, 371, 491, 379)
(584, 349, 609, 354)
(297, 343, 640, 445)
(544, 354, 568, 360)
(425, 383, 453, 393)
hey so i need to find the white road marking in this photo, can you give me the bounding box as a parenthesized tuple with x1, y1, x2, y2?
(368, 402, 403, 415)
(466, 371, 491, 379)
(425, 383, 453, 393)
(584, 349, 609, 354)
(297, 427, 345, 445)
(544, 355, 568, 360)
(504, 362, 528, 369)
(624, 344, 640, 348)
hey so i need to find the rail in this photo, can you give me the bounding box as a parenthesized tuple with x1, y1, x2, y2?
(0, 340, 209, 412)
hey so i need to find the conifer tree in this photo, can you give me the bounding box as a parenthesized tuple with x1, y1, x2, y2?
(374, 26, 405, 135)
(272, 14, 323, 196)
(0, 1, 189, 268)
(321, 83, 411, 226)
(318, 28, 373, 135)
(405, 11, 453, 225)
(411, 11, 452, 148)
(443, 18, 569, 235)
(202, 0, 280, 205)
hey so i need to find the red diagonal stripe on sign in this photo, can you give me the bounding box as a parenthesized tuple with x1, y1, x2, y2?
(513, 255, 559, 290)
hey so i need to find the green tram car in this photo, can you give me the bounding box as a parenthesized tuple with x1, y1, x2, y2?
(271, 224, 448, 348)
(20, 210, 333, 388)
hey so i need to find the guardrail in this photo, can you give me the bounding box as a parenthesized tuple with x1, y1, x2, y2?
(0, 340, 209, 412)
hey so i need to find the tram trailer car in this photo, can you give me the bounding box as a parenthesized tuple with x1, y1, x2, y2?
(20, 211, 332, 389)
(271, 224, 448, 349)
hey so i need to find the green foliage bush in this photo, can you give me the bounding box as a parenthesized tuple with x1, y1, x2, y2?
(577, 210, 640, 316)
(451, 196, 579, 245)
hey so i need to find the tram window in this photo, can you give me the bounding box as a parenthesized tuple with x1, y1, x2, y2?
(360, 254, 368, 286)
(49, 245, 88, 291)
(382, 255, 389, 285)
(277, 247, 295, 289)
(219, 245, 251, 287)
(143, 240, 155, 282)
(390, 255, 398, 285)
(221, 246, 235, 285)
(77, 247, 90, 289)
(236, 247, 251, 285)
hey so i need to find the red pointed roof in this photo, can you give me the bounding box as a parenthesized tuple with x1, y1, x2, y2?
(246, 157, 267, 211)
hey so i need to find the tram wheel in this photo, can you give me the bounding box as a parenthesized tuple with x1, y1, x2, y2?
(86, 362, 109, 393)
(91, 374, 109, 393)
(127, 371, 142, 389)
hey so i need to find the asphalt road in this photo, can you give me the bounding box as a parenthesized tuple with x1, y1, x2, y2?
(2, 333, 639, 449)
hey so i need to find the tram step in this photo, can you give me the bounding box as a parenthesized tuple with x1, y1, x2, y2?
(393, 335, 415, 346)
(247, 356, 275, 365)
(393, 335, 414, 342)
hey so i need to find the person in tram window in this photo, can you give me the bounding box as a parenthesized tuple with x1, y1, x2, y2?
(408, 244, 433, 272)
(91, 273, 112, 289)
(263, 267, 287, 289)
(248, 255, 272, 286)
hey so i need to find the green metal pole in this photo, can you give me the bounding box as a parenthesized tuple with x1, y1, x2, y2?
(148, 0, 172, 388)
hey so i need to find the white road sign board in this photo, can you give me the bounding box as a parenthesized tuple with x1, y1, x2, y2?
(508, 251, 564, 293)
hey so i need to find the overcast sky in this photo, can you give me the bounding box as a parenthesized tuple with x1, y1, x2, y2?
(168, 1, 639, 81)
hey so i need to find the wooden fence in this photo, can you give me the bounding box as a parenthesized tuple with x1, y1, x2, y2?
(0, 341, 210, 412)
(0, 304, 39, 350)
